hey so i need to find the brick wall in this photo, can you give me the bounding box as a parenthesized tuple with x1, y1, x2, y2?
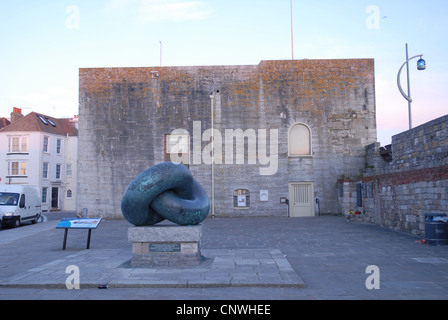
(341, 115, 448, 235)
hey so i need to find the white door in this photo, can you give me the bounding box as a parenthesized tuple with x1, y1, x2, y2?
(289, 182, 314, 217)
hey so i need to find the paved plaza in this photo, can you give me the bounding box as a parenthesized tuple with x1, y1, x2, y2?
(0, 212, 448, 300)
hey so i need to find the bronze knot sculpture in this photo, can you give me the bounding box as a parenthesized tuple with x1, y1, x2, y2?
(121, 162, 210, 226)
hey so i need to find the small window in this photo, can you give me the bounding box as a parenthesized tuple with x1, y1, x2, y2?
(9, 162, 19, 176)
(43, 163, 49, 179)
(66, 190, 72, 199)
(42, 187, 48, 203)
(288, 123, 312, 156)
(21, 137, 27, 152)
(11, 137, 19, 152)
(37, 115, 49, 125)
(20, 162, 27, 176)
(56, 164, 61, 179)
(43, 136, 49, 153)
(233, 189, 250, 209)
(46, 117, 56, 127)
(66, 164, 72, 177)
(56, 139, 62, 154)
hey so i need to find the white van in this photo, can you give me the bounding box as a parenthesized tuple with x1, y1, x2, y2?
(0, 185, 42, 228)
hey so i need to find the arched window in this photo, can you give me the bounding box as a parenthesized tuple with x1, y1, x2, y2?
(66, 190, 73, 199)
(288, 123, 312, 156)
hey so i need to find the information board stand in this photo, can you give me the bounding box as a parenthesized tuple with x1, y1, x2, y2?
(56, 218, 102, 250)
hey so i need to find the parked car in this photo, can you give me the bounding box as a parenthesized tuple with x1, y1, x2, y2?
(0, 185, 41, 228)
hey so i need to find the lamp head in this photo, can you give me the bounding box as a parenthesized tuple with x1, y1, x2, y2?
(417, 57, 426, 71)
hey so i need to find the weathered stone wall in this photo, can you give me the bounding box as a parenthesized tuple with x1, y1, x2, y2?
(77, 59, 376, 219)
(341, 115, 448, 235)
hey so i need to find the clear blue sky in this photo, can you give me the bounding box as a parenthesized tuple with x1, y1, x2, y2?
(0, 0, 447, 145)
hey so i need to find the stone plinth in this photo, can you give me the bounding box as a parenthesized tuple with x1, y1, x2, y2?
(128, 224, 203, 267)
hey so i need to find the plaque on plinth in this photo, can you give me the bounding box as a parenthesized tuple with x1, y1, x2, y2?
(128, 224, 204, 267)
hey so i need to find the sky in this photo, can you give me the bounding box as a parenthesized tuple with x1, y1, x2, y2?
(0, 0, 447, 145)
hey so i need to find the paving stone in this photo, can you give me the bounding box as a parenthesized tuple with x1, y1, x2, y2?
(1, 215, 448, 299)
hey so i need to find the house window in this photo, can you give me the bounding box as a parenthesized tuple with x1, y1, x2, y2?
(164, 134, 190, 167)
(20, 162, 27, 176)
(56, 164, 61, 179)
(43, 136, 49, 153)
(42, 187, 48, 203)
(9, 162, 19, 176)
(11, 137, 19, 152)
(66, 164, 72, 177)
(66, 190, 72, 199)
(8, 136, 27, 153)
(43, 163, 49, 179)
(21, 137, 27, 152)
(8, 162, 27, 176)
(233, 189, 250, 209)
(288, 123, 312, 156)
(56, 139, 62, 154)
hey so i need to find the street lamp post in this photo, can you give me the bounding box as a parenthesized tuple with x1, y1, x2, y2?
(397, 43, 426, 129)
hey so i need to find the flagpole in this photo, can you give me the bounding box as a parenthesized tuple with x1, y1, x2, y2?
(291, 0, 294, 60)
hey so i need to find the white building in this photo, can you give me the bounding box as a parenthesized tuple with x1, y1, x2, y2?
(0, 109, 78, 212)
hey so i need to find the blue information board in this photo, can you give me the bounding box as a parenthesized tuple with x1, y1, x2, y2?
(56, 218, 102, 250)
(56, 218, 102, 230)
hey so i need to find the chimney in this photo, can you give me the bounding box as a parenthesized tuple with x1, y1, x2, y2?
(10, 108, 24, 123)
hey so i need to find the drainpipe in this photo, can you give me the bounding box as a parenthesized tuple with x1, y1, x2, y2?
(210, 93, 215, 218)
